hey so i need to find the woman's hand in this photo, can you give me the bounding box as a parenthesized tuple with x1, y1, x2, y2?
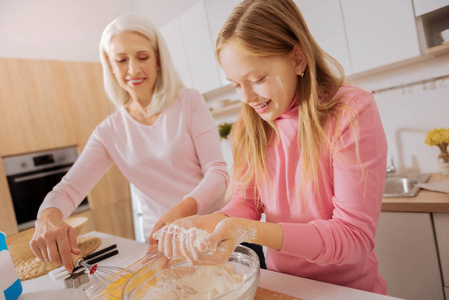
(29, 208, 81, 273)
(149, 197, 199, 247)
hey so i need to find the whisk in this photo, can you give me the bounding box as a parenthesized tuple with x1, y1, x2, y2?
(74, 254, 135, 284)
(81, 249, 163, 299)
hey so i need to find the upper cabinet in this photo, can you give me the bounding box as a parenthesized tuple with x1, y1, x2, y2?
(162, 0, 434, 95)
(414, 2, 449, 56)
(294, 0, 353, 75)
(204, 0, 241, 86)
(341, 0, 421, 74)
(161, 1, 222, 93)
(413, 0, 449, 16)
(160, 18, 193, 88)
(179, 2, 222, 93)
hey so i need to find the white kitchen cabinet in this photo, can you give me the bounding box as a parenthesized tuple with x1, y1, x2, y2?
(294, 0, 353, 75)
(341, 0, 421, 73)
(178, 1, 222, 93)
(204, 0, 241, 86)
(434, 213, 449, 289)
(160, 18, 193, 88)
(413, 0, 449, 16)
(375, 212, 444, 300)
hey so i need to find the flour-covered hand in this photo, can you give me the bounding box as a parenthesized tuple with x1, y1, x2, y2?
(153, 213, 226, 262)
(189, 217, 258, 265)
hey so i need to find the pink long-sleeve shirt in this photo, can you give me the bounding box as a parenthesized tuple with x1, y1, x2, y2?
(39, 88, 229, 237)
(221, 86, 388, 294)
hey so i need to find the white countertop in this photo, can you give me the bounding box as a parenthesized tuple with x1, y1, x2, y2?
(20, 231, 402, 300)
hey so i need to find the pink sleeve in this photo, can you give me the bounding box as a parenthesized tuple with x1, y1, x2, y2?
(219, 186, 263, 221)
(183, 91, 229, 213)
(37, 130, 114, 220)
(281, 91, 388, 265)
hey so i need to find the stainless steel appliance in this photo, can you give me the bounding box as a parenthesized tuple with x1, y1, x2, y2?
(3, 146, 89, 230)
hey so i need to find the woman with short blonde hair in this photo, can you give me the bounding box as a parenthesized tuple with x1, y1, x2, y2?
(31, 15, 228, 274)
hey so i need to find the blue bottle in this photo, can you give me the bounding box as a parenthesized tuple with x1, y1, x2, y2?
(0, 232, 22, 300)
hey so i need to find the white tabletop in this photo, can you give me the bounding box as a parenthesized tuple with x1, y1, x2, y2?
(20, 231, 402, 300)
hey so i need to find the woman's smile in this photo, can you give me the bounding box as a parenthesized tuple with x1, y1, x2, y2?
(127, 77, 146, 86)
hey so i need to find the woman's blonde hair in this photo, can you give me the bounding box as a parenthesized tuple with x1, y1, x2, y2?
(216, 0, 351, 202)
(99, 15, 183, 113)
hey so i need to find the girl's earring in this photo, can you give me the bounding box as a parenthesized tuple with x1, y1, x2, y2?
(297, 70, 304, 78)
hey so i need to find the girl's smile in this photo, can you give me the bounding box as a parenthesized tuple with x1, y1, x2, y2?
(251, 100, 271, 114)
(219, 43, 306, 121)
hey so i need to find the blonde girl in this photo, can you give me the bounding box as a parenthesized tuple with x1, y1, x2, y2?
(156, 0, 388, 294)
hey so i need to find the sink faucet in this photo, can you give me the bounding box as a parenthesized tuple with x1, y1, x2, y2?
(386, 155, 396, 175)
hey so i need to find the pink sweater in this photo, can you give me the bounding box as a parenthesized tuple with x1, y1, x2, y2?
(221, 86, 388, 294)
(39, 88, 229, 237)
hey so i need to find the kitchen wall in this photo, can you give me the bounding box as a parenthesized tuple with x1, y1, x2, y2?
(1, 0, 448, 175)
(351, 55, 449, 174)
(0, 0, 201, 62)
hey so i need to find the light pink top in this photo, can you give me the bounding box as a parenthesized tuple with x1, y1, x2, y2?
(220, 86, 388, 294)
(39, 88, 229, 237)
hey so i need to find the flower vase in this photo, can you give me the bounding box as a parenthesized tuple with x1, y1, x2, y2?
(438, 153, 449, 175)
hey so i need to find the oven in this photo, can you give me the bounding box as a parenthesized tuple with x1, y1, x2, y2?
(3, 146, 89, 231)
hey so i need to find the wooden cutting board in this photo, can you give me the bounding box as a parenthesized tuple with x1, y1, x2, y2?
(255, 287, 303, 300)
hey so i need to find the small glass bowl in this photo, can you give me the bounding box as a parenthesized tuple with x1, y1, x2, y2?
(122, 245, 260, 300)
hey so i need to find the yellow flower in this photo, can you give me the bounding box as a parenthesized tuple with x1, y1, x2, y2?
(425, 127, 449, 155)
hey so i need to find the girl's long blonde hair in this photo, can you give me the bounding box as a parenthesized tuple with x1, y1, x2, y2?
(216, 0, 352, 202)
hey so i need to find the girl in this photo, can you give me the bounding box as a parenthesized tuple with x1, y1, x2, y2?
(30, 15, 229, 273)
(155, 0, 388, 294)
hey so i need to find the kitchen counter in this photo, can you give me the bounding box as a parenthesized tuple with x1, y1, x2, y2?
(20, 231, 401, 300)
(382, 173, 449, 213)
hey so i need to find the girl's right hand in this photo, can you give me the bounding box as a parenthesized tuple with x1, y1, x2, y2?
(153, 213, 226, 260)
(29, 208, 81, 273)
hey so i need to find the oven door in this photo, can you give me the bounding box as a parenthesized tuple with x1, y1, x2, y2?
(7, 164, 87, 229)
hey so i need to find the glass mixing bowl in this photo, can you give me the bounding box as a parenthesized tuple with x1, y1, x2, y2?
(122, 245, 260, 300)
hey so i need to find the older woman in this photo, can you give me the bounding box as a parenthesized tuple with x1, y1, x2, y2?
(30, 15, 228, 273)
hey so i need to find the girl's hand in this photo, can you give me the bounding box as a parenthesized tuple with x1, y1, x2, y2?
(189, 217, 258, 265)
(149, 197, 198, 247)
(155, 216, 257, 266)
(29, 208, 81, 273)
(153, 213, 226, 261)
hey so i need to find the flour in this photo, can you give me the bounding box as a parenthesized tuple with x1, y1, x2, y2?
(232, 227, 257, 245)
(154, 224, 257, 256)
(153, 225, 220, 255)
(139, 262, 245, 300)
